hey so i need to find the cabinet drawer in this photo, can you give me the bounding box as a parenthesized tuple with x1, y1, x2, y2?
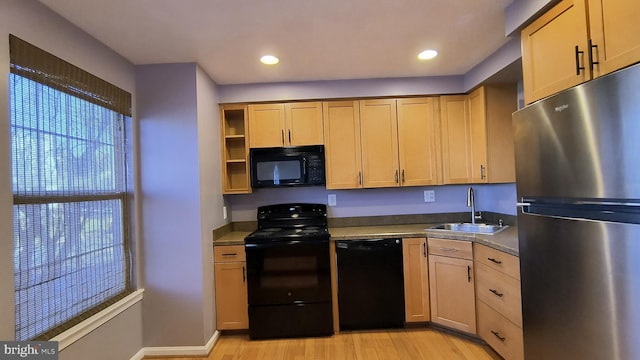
(475, 262, 522, 327)
(214, 245, 246, 262)
(474, 243, 520, 280)
(477, 300, 524, 360)
(428, 238, 472, 260)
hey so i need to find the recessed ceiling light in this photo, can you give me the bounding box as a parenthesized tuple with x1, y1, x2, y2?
(418, 49, 438, 60)
(260, 55, 279, 65)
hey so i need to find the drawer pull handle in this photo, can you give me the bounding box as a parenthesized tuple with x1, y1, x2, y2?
(491, 330, 506, 342)
(467, 266, 472, 282)
(222, 253, 238, 257)
(242, 266, 246, 283)
(440, 247, 458, 252)
(489, 288, 504, 297)
(487, 257, 502, 264)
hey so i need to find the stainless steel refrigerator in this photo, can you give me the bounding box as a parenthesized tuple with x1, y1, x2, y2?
(513, 62, 640, 360)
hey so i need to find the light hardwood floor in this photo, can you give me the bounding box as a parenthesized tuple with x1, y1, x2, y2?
(144, 328, 502, 360)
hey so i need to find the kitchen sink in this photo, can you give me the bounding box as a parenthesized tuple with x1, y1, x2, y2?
(428, 222, 508, 234)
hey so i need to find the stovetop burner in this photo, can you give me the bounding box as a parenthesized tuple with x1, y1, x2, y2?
(245, 203, 330, 244)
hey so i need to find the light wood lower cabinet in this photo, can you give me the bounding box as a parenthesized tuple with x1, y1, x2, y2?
(477, 300, 524, 360)
(402, 238, 430, 322)
(214, 245, 248, 330)
(428, 238, 476, 334)
(474, 243, 523, 360)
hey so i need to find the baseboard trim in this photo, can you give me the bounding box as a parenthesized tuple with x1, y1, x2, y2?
(130, 330, 220, 360)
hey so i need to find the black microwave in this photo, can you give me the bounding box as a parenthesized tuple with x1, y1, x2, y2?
(250, 145, 326, 188)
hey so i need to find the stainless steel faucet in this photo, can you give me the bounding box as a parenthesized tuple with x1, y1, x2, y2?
(467, 187, 481, 224)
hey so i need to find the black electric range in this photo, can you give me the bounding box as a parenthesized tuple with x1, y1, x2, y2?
(244, 203, 333, 339)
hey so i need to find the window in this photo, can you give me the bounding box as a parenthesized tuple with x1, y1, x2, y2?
(9, 35, 132, 341)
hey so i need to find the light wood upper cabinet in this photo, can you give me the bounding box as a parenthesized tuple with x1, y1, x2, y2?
(248, 103, 285, 148)
(588, 0, 640, 78)
(214, 245, 248, 330)
(522, 0, 640, 104)
(323, 101, 362, 189)
(468, 85, 517, 184)
(521, 0, 589, 104)
(440, 95, 472, 184)
(248, 102, 323, 147)
(440, 86, 516, 185)
(397, 98, 441, 186)
(286, 102, 324, 146)
(325, 97, 441, 189)
(402, 238, 430, 323)
(220, 104, 251, 194)
(360, 99, 400, 188)
(428, 238, 476, 334)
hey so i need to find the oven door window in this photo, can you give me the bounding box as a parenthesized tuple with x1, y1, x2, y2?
(246, 242, 330, 305)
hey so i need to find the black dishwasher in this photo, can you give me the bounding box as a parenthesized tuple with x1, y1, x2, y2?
(336, 238, 405, 330)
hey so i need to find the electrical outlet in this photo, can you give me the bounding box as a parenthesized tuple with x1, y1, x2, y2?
(424, 190, 436, 202)
(328, 194, 337, 206)
(223, 206, 227, 219)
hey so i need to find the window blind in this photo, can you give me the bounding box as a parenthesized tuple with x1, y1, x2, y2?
(9, 34, 132, 341)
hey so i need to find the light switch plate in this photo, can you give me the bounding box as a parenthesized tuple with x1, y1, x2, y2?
(328, 194, 337, 206)
(223, 206, 228, 219)
(424, 190, 436, 202)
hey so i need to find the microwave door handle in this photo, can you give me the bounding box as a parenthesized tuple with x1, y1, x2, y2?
(302, 157, 307, 180)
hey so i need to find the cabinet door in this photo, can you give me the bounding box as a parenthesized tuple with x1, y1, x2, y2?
(468, 88, 488, 183)
(402, 238, 430, 322)
(248, 103, 286, 147)
(397, 98, 441, 186)
(214, 262, 248, 330)
(360, 99, 399, 188)
(429, 255, 476, 334)
(483, 85, 517, 183)
(440, 96, 471, 184)
(323, 101, 362, 189)
(285, 102, 324, 146)
(588, 0, 640, 78)
(521, 0, 590, 104)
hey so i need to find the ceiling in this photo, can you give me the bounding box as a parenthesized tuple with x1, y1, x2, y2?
(38, 0, 517, 85)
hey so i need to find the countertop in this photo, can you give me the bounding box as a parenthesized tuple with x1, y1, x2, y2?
(213, 223, 519, 256)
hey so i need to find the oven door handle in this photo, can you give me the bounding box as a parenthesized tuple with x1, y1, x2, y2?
(245, 239, 329, 249)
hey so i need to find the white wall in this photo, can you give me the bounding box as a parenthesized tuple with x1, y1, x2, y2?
(218, 75, 465, 104)
(0, 1, 142, 359)
(137, 63, 222, 347)
(227, 183, 517, 222)
(195, 65, 224, 341)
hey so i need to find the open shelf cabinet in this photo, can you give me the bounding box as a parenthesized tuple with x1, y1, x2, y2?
(220, 104, 251, 194)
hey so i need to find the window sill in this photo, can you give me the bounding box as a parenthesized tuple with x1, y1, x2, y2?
(51, 289, 144, 350)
